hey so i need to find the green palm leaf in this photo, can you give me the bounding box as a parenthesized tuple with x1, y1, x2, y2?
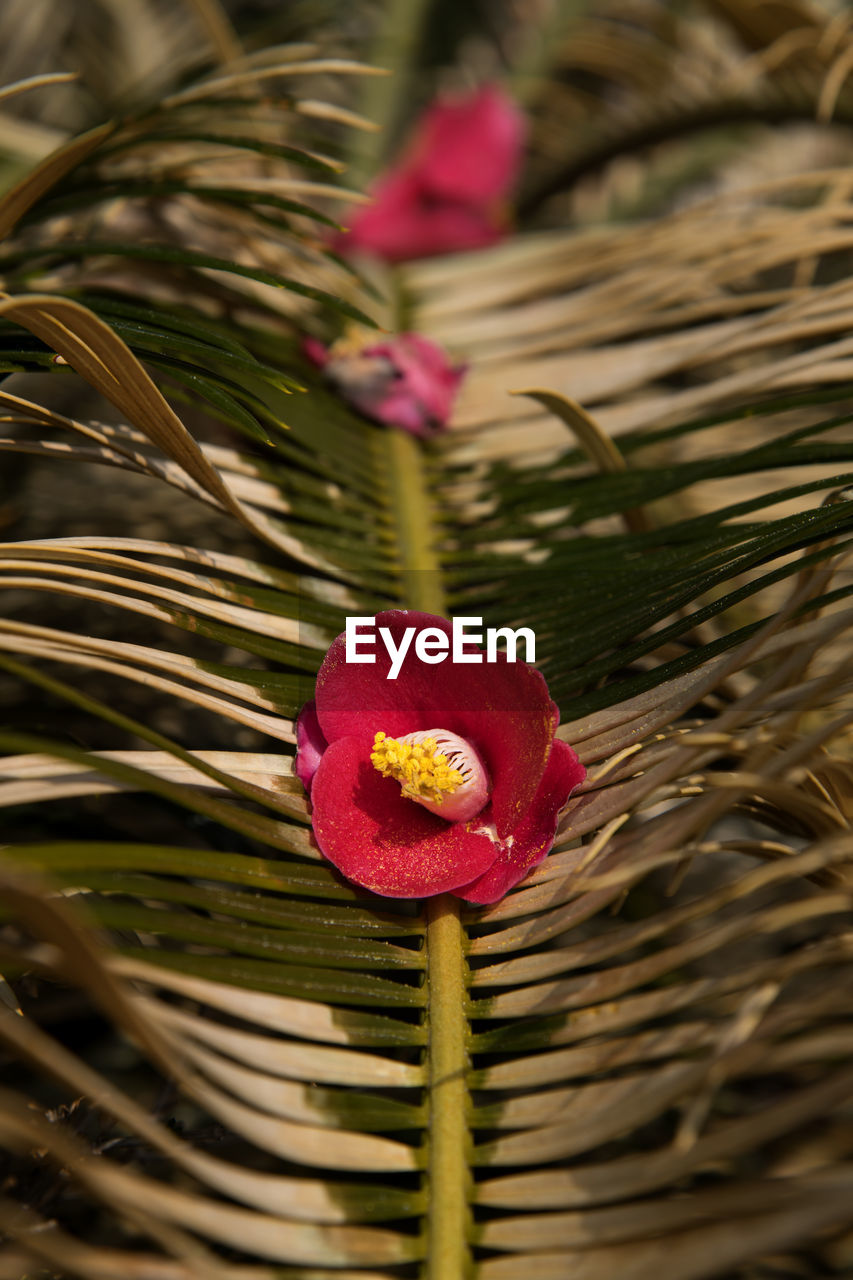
(1, 18, 853, 1280)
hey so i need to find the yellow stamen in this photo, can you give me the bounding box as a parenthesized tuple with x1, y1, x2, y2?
(329, 322, 374, 359)
(371, 730, 464, 806)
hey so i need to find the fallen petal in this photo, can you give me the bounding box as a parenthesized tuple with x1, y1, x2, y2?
(456, 739, 587, 904)
(310, 735, 501, 897)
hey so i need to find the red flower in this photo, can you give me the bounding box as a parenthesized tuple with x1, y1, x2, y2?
(295, 611, 586, 903)
(303, 332, 466, 437)
(335, 84, 525, 262)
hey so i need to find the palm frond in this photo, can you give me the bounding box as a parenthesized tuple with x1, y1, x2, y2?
(518, 0, 853, 219)
(1, 16, 853, 1280)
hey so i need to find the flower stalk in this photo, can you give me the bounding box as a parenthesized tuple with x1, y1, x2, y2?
(380, 427, 445, 609)
(381, 427, 474, 1278)
(424, 893, 473, 1280)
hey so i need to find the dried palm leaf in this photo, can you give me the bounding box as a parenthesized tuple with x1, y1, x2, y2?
(1, 16, 853, 1280)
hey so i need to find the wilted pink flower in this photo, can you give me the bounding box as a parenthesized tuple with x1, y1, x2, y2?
(295, 610, 586, 903)
(304, 331, 466, 437)
(336, 83, 525, 262)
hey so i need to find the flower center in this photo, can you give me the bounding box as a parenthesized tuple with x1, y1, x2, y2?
(370, 728, 490, 822)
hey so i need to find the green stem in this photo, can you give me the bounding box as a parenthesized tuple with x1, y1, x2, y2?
(424, 894, 472, 1280)
(348, 0, 434, 190)
(381, 427, 473, 1279)
(383, 428, 445, 613)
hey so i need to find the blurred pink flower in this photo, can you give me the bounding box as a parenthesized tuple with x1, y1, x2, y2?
(304, 331, 466, 437)
(336, 83, 525, 262)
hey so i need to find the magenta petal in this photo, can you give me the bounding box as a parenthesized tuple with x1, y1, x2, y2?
(398, 202, 503, 256)
(334, 84, 524, 263)
(340, 184, 504, 263)
(386, 333, 466, 398)
(307, 332, 465, 435)
(362, 334, 465, 434)
(371, 388, 432, 436)
(315, 610, 557, 840)
(294, 700, 328, 796)
(417, 85, 525, 204)
(455, 739, 587, 905)
(310, 736, 500, 897)
(300, 607, 586, 904)
(334, 170, 427, 263)
(301, 337, 330, 369)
